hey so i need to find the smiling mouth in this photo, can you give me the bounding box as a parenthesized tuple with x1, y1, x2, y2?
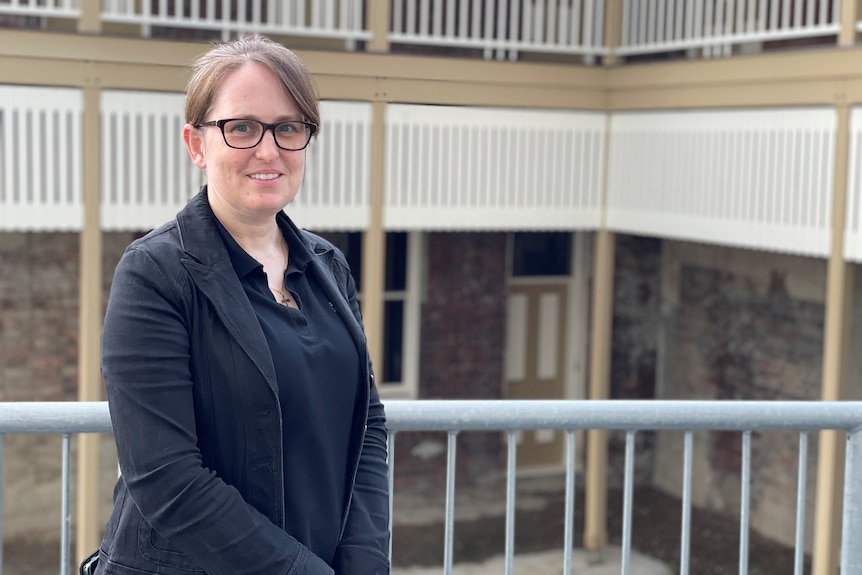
(249, 173, 279, 181)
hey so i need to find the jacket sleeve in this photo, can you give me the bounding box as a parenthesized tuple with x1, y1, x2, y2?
(102, 245, 333, 575)
(331, 254, 392, 575)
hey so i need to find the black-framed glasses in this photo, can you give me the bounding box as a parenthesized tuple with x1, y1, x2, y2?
(196, 118, 317, 151)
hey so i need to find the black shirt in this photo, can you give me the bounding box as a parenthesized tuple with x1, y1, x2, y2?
(216, 218, 360, 567)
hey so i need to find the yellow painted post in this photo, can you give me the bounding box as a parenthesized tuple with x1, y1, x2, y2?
(365, 0, 391, 53)
(361, 101, 387, 380)
(77, 0, 101, 33)
(603, 0, 623, 67)
(584, 229, 615, 555)
(76, 85, 103, 564)
(839, 0, 860, 46)
(811, 102, 854, 575)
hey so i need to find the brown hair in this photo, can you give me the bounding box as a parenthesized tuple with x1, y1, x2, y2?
(184, 35, 320, 133)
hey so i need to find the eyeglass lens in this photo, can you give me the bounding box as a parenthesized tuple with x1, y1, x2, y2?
(222, 119, 311, 150)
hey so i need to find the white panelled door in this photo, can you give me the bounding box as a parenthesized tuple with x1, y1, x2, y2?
(505, 282, 569, 470)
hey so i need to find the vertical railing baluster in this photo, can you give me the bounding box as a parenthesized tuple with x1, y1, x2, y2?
(443, 431, 458, 575)
(392, 0, 403, 34)
(60, 434, 72, 575)
(508, 0, 521, 61)
(621, 0, 631, 47)
(419, 0, 430, 36)
(841, 426, 862, 572)
(621, 430, 636, 575)
(220, 0, 230, 40)
(504, 430, 517, 575)
(588, 0, 601, 60)
(680, 431, 693, 575)
(793, 431, 808, 575)
(656, 0, 667, 44)
(432, 0, 443, 36)
(407, 0, 418, 36)
(0, 433, 4, 575)
(739, 430, 752, 575)
(563, 430, 577, 575)
(445, 0, 456, 37)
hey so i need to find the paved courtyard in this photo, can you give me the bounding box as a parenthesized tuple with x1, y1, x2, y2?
(392, 545, 671, 575)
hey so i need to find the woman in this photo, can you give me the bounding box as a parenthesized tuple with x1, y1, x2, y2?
(85, 36, 390, 575)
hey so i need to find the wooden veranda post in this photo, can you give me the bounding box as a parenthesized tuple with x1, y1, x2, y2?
(76, 84, 103, 566)
(812, 102, 855, 575)
(361, 101, 387, 380)
(602, 0, 623, 67)
(365, 0, 390, 53)
(584, 229, 615, 555)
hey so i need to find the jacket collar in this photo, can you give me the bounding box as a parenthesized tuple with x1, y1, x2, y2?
(174, 188, 365, 391)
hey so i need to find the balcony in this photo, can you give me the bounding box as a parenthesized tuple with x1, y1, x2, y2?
(0, 1, 852, 65)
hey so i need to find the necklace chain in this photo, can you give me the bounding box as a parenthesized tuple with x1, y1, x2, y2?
(274, 238, 293, 307)
(275, 287, 292, 305)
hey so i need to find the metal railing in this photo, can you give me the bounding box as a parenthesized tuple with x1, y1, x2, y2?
(2, 400, 862, 574)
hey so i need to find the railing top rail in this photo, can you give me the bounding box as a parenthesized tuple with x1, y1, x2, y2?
(385, 399, 862, 433)
(2, 400, 862, 435)
(0, 402, 112, 434)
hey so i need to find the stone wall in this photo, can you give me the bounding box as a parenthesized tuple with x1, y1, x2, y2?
(607, 235, 663, 487)
(651, 239, 862, 551)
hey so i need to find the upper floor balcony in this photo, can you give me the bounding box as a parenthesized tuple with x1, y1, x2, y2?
(0, 0, 853, 66)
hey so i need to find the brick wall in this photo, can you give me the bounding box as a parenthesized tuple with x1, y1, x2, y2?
(392, 232, 508, 494)
(6, 228, 862, 552)
(1, 232, 80, 402)
(0, 231, 139, 402)
(0, 231, 135, 540)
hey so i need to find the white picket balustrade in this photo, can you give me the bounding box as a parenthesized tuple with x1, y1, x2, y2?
(618, 0, 841, 58)
(607, 107, 836, 257)
(842, 107, 862, 262)
(385, 104, 605, 230)
(290, 101, 373, 231)
(100, 90, 202, 231)
(0, 85, 83, 231)
(390, 0, 607, 61)
(100, 93, 372, 232)
(100, 0, 369, 44)
(0, 0, 78, 18)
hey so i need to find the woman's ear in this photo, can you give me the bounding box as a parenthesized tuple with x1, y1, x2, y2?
(183, 123, 207, 170)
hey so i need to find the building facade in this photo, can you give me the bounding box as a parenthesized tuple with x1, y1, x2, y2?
(2, 2, 862, 574)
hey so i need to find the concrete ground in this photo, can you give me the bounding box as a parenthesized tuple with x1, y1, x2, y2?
(392, 546, 672, 574)
(390, 473, 673, 575)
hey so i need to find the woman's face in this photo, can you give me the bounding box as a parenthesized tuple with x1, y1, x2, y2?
(183, 61, 307, 224)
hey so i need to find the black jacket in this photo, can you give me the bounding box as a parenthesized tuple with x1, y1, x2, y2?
(96, 189, 390, 574)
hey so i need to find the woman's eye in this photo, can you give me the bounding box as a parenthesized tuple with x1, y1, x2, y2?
(277, 123, 299, 134)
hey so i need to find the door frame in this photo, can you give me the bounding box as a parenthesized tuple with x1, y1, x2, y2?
(504, 231, 592, 472)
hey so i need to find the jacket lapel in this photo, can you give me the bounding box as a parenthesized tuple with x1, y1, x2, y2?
(176, 190, 278, 392)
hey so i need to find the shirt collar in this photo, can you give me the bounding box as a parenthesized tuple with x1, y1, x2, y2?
(214, 213, 312, 279)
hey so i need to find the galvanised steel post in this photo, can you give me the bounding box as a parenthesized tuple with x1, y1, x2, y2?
(840, 426, 862, 572)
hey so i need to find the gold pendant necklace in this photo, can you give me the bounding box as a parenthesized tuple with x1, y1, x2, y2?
(276, 288, 293, 306)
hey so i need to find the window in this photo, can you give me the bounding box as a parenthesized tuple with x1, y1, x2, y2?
(315, 231, 421, 396)
(511, 232, 572, 277)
